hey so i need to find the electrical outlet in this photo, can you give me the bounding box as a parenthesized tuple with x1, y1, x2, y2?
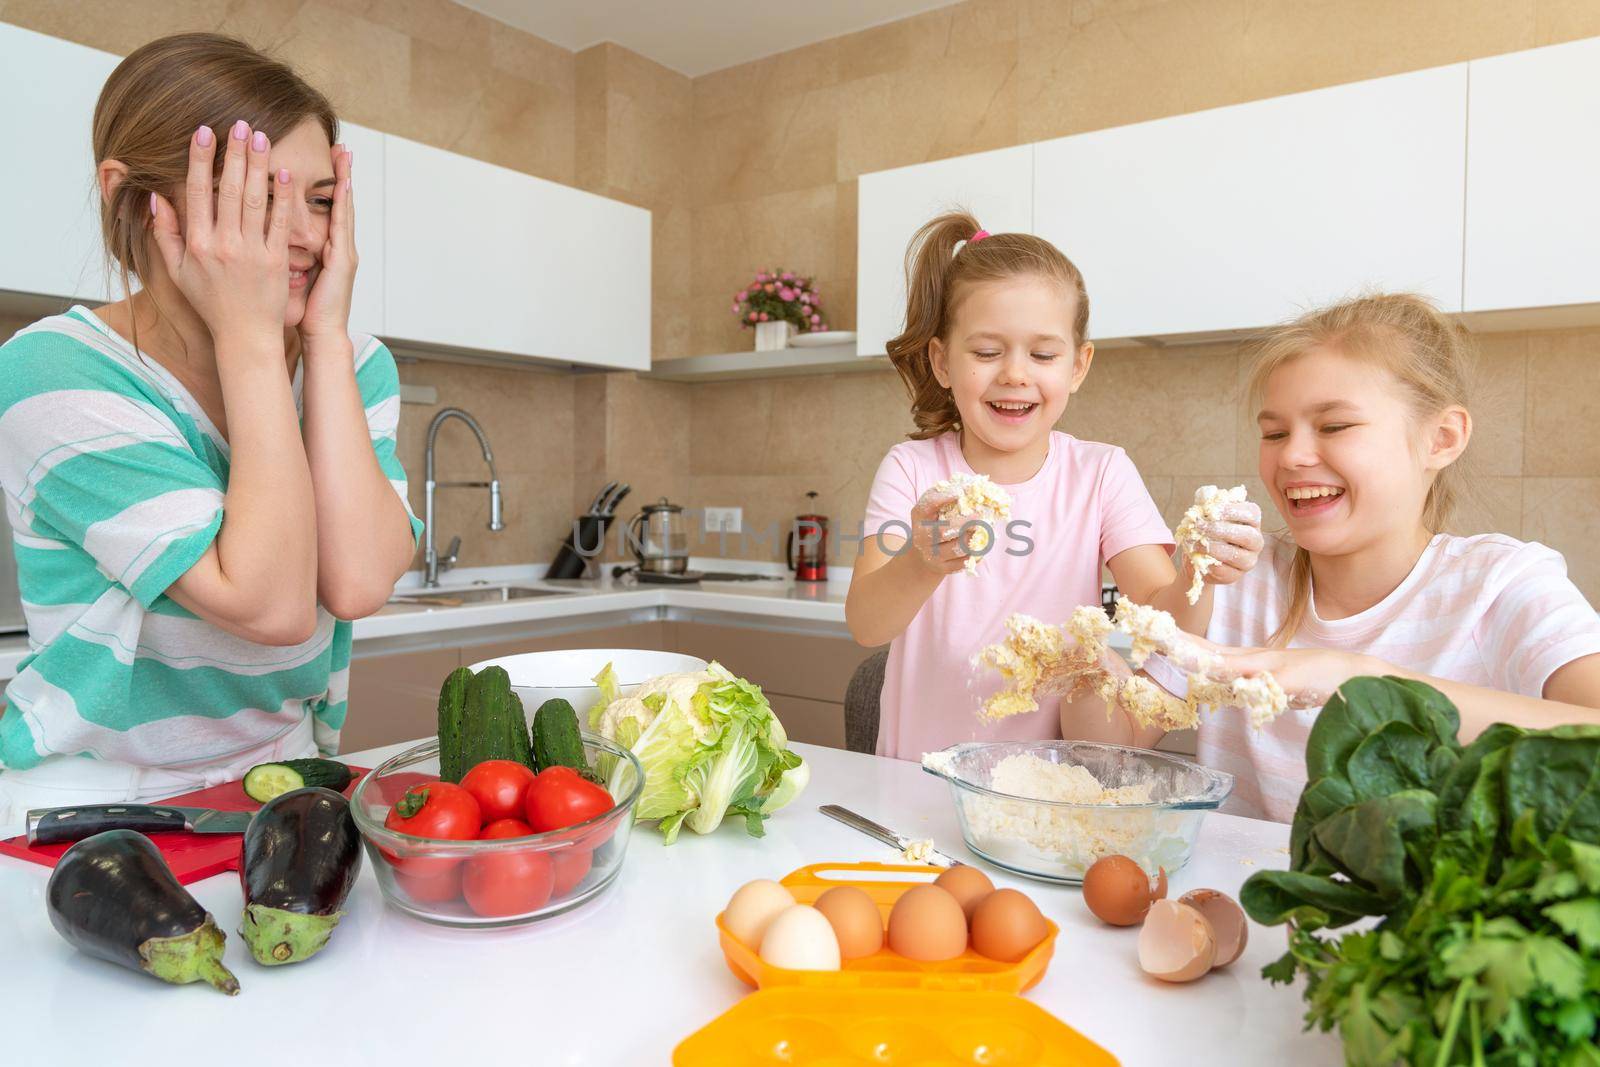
(704, 507, 742, 533)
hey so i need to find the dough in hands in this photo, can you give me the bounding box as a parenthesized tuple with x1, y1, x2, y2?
(1174, 485, 1249, 605)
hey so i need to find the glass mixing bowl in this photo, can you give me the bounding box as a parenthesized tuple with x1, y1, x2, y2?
(922, 740, 1233, 885)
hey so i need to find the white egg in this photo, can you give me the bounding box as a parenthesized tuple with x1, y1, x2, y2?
(723, 879, 797, 947)
(759, 904, 842, 971)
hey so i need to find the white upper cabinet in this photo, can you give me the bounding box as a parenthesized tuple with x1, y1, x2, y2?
(1033, 65, 1469, 341)
(0, 24, 120, 304)
(340, 121, 386, 338)
(383, 135, 651, 370)
(1464, 37, 1600, 313)
(856, 145, 1034, 356)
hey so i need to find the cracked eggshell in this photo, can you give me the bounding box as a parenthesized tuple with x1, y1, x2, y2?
(1138, 899, 1217, 983)
(1179, 889, 1248, 968)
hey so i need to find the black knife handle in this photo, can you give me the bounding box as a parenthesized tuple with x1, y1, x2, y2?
(27, 805, 189, 846)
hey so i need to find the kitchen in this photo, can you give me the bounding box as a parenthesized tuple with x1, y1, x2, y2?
(2, 1, 1600, 1064)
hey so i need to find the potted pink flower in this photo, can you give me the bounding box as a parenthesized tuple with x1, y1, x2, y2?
(731, 268, 828, 351)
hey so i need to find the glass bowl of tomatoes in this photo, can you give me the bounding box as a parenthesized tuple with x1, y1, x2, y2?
(350, 734, 644, 927)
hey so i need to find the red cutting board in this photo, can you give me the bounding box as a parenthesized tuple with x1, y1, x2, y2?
(0, 768, 367, 885)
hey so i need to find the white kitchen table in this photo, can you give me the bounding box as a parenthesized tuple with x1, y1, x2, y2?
(0, 741, 1342, 1066)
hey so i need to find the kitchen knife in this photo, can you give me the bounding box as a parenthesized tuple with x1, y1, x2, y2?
(588, 481, 619, 515)
(601, 483, 631, 517)
(26, 804, 252, 846)
(818, 804, 962, 867)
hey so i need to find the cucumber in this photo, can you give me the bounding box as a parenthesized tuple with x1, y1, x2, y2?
(461, 666, 535, 774)
(532, 698, 588, 774)
(243, 759, 355, 803)
(436, 667, 474, 782)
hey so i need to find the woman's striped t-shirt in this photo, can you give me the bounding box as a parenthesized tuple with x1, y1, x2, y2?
(0, 307, 423, 771)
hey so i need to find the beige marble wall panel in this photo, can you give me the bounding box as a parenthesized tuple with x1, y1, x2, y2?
(1016, 0, 1253, 143)
(1466, 332, 1529, 478)
(1536, 0, 1600, 42)
(835, 41, 1019, 180)
(1061, 345, 1240, 476)
(691, 86, 842, 207)
(1522, 328, 1600, 476)
(1230, 0, 1536, 102)
(1523, 478, 1600, 601)
(690, 184, 841, 355)
(692, 37, 842, 122)
(395, 361, 575, 568)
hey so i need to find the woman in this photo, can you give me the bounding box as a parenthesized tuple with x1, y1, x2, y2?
(0, 33, 421, 832)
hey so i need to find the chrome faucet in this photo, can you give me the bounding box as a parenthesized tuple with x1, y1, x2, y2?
(424, 407, 504, 587)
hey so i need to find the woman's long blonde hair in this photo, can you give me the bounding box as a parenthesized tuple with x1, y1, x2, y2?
(93, 33, 336, 320)
(1249, 293, 1477, 646)
(886, 210, 1091, 439)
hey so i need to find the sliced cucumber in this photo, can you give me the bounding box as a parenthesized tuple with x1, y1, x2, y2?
(242, 759, 354, 803)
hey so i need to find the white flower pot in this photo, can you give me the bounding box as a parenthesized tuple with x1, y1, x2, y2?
(754, 320, 795, 351)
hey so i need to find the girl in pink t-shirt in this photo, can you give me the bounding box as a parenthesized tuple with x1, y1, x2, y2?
(846, 211, 1265, 760)
(1145, 293, 1600, 821)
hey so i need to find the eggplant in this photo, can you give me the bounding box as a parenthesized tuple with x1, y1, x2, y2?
(46, 829, 239, 994)
(238, 786, 362, 966)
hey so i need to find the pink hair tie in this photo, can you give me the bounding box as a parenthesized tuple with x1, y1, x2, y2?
(969, 229, 990, 243)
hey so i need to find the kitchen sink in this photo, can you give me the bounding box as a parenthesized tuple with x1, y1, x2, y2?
(384, 585, 571, 609)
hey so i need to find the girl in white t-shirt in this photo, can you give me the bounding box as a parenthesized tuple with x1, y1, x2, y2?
(1147, 293, 1600, 822)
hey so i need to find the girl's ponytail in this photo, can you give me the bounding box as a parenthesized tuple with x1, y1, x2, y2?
(886, 210, 985, 439)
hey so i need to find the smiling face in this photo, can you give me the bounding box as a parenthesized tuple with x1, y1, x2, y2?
(928, 275, 1092, 464)
(1257, 346, 1466, 557)
(170, 117, 336, 328)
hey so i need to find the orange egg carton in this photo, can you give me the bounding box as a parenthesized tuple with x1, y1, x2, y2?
(715, 862, 1059, 993)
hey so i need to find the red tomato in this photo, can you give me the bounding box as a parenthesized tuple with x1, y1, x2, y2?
(523, 766, 614, 835)
(551, 847, 593, 897)
(459, 760, 537, 824)
(394, 865, 463, 905)
(478, 817, 534, 839)
(462, 819, 555, 918)
(383, 781, 482, 878)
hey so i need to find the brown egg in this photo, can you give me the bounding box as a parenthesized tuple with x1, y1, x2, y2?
(1179, 889, 1248, 968)
(934, 865, 995, 920)
(1082, 855, 1167, 927)
(887, 884, 968, 962)
(814, 885, 884, 960)
(970, 888, 1050, 963)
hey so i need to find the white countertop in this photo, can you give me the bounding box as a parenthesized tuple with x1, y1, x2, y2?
(355, 567, 853, 641)
(0, 739, 1339, 1066)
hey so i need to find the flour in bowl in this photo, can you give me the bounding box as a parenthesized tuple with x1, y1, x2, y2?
(952, 753, 1191, 880)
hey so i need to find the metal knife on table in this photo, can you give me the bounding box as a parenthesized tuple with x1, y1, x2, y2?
(818, 804, 963, 867)
(25, 804, 251, 846)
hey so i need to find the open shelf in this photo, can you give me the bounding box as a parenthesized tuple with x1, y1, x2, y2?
(642, 343, 887, 383)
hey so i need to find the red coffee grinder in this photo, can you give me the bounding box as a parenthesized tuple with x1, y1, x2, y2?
(787, 490, 829, 583)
